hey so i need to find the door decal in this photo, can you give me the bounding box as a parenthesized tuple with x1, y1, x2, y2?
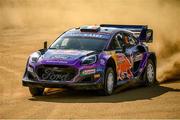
(116, 53, 133, 80)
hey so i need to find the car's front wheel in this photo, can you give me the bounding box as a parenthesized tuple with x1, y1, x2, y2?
(102, 67, 115, 95)
(29, 87, 44, 96)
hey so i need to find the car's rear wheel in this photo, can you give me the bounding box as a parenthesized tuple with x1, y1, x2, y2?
(101, 67, 115, 95)
(143, 59, 157, 86)
(29, 87, 44, 96)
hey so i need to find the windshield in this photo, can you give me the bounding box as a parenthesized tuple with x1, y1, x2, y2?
(50, 37, 107, 51)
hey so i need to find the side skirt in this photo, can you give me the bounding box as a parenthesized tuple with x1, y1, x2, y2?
(114, 76, 141, 92)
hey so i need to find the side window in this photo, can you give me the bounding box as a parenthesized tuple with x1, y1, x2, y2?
(123, 33, 136, 48)
(108, 36, 121, 50)
(128, 35, 136, 46)
(115, 33, 124, 47)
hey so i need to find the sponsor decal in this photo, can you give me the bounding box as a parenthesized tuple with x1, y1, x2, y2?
(45, 60, 68, 64)
(81, 69, 96, 76)
(117, 54, 125, 64)
(96, 68, 104, 72)
(42, 69, 69, 81)
(82, 65, 95, 69)
(55, 50, 82, 55)
(66, 33, 111, 39)
(100, 59, 105, 65)
(50, 54, 78, 60)
(116, 53, 133, 80)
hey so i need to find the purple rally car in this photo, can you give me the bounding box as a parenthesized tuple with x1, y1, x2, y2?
(22, 24, 157, 96)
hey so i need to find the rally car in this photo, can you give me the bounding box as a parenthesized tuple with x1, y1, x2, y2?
(22, 24, 157, 96)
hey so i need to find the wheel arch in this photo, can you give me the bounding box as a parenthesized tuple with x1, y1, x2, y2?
(137, 45, 148, 53)
(105, 57, 117, 84)
(148, 52, 157, 68)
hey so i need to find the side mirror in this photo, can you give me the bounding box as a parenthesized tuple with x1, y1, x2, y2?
(146, 29, 153, 43)
(44, 41, 47, 49)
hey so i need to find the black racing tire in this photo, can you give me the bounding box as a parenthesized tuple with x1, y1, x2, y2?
(143, 59, 157, 86)
(29, 87, 44, 96)
(101, 67, 115, 96)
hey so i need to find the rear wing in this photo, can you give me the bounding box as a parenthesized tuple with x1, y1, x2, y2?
(100, 24, 153, 43)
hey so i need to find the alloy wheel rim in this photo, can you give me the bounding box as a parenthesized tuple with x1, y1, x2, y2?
(147, 63, 154, 83)
(107, 72, 114, 93)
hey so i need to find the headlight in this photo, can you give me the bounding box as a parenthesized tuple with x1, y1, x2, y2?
(29, 51, 41, 63)
(81, 55, 97, 65)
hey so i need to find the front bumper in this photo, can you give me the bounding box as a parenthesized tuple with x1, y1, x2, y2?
(23, 61, 105, 90)
(22, 78, 103, 90)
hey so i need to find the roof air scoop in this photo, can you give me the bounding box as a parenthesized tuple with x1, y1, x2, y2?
(80, 26, 100, 32)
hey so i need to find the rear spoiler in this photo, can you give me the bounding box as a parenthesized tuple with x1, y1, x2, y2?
(100, 24, 153, 43)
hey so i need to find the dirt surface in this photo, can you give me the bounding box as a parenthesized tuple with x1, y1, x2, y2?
(0, 83, 180, 119)
(0, 29, 179, 119)
(0, 0, 180, 119)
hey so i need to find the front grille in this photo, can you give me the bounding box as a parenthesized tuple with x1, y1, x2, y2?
(36, 65, 78, 81)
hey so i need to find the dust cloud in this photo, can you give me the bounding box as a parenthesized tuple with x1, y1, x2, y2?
(0, 0, 180, 82)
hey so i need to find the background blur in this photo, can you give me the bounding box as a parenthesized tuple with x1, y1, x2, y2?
(0, 0, 180, 86)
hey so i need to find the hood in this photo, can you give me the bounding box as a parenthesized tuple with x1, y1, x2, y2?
(38, 49, 95, 64)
